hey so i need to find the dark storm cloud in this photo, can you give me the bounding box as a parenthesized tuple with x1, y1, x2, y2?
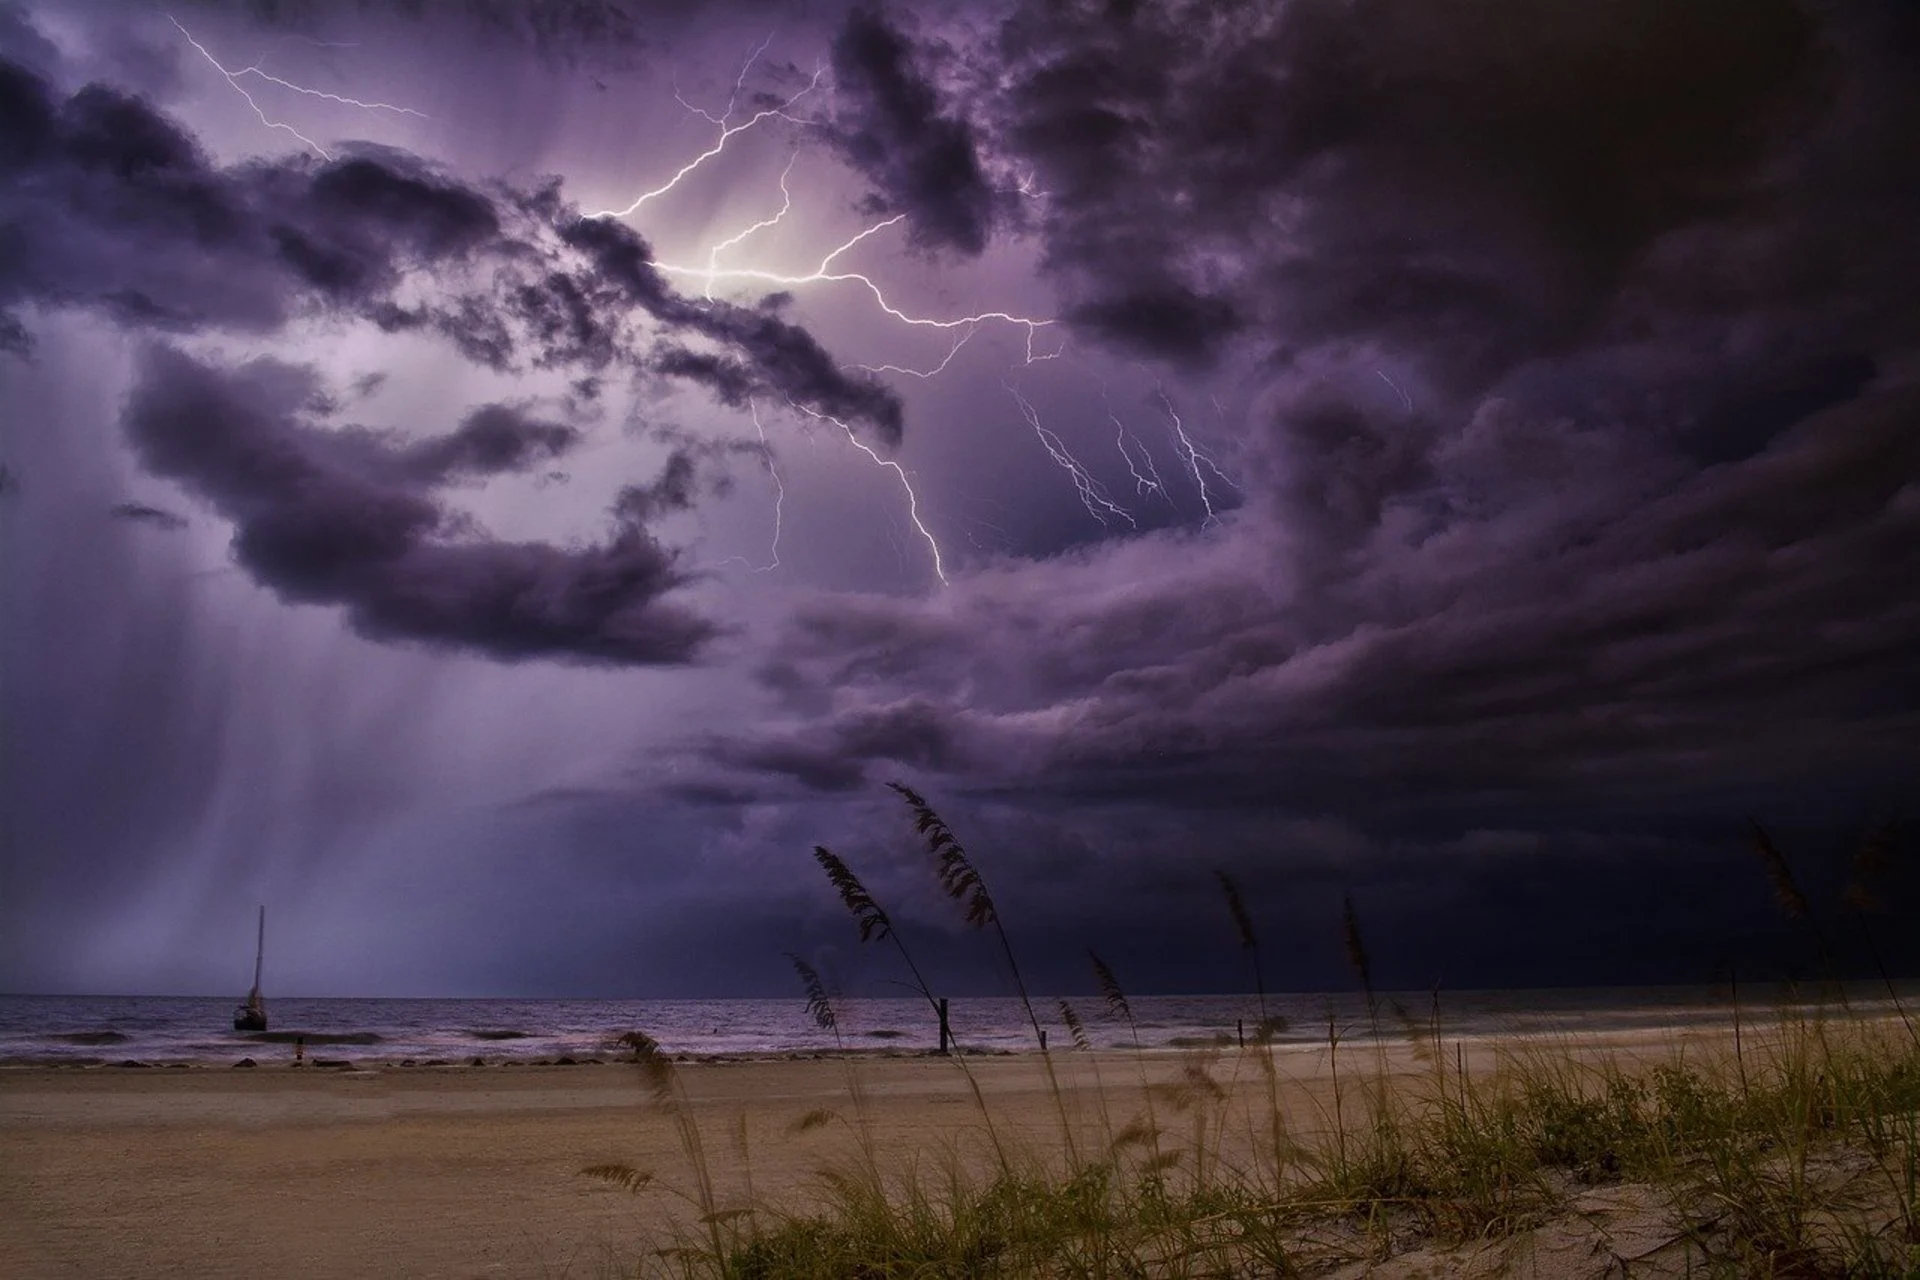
(711, 373, 1920, 829)
(120, 345, 716, 665)
(828, 7, 996, 257)
(988, 0, 1918, 390)
(683, 306, 904, 444)
(611, 448, 698, 524)
(694, 695, 968, 795)
(398, 403, 581, 482)
(108, 500, 189, 530)
(560, 217, 905, 442)
(661, 0, 1920, 987)
(9, 0, 1919, 1001)
(1063, 287, 1241, 368)
(0, 54, 903, 438)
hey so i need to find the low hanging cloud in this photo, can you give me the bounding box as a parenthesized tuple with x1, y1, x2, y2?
(120, 345, 717, 665)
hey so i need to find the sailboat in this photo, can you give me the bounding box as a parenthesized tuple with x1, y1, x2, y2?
(233, 905, 267, 1032)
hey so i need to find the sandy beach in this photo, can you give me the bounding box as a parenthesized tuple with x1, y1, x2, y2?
(0, 1024, 1775, 1280)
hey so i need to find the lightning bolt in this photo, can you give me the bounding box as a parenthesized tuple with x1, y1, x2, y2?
(655, 218, 1056, 348)
(178, 22, 1201, 588)
(1160, 390, 1237, 524)
(1113, 414, 1169, 502)
(699, 154, 799, 299)
(1094, 380, 1170, 503)
(1375, 368, 1414, 413)
(740, 399, 785, 573)
(575, 38, 1063, 575)
(1007, 381, 1135, 529)
(785, 402, 947, 585)
(587, 43, 822, 219)
(168, 16, 425, 161)
(677, 32, 777, 126)
(857, 324, 978, 379)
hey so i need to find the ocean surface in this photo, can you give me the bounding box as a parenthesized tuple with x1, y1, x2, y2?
(3, 983, 1914, 1067)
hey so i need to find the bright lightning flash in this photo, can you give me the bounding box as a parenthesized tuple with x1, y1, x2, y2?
(587, 40, 823, 219)
(655, 217, 1056, 358)
(700, 153, 799, 299)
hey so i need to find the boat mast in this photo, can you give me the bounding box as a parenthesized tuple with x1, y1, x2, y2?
(251, 905, 265, 997)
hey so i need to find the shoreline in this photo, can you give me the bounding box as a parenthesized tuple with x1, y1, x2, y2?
(9, 984, 1912, 1072)
(5, 1018, 1909, 1278)
(7, 994, 1892, 1071)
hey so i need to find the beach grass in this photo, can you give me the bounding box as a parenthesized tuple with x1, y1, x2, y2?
(586, 800, 1919, 1277)
(590, 1007, 1918, 1277)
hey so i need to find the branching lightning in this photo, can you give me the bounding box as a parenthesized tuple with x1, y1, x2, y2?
(1159, 390, 1237, 524)
(785, 402, 947, 584)
(1113, 414, 1169, 502)
(587, 42, 822, 219)
(676, 32, 778, 127)
(857, 324, 977, 379)
(1007, 381, 1135, 529)
(654, 218, 1057, 358)
(184, 20, 1238, 588)
(168, 16, 425, 161)
(699, 154, 799, 299)
(1095, 381, 1170, 503)
(575, 37, 1068, 577)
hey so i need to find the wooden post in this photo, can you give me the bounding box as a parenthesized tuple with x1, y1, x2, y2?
(937, 998, 951, 1055)
(1237, 1019, 1245, 1048)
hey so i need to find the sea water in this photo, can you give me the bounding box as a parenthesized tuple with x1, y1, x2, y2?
(2, 984, 1913, 1067)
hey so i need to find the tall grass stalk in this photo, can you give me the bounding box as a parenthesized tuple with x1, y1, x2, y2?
(889, 781, 1081, 1167)
(1214, 869, 1271, 1037)
(889, 782, 1046, 1050)
(1091, 948, 1166, 1173)
(810, 842, 1011, 1169)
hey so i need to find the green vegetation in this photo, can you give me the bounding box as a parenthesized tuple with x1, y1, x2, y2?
(584, 796, 1918, 1277)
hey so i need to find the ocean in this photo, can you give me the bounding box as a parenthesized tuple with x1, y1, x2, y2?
(2, 984, 1913, 1067)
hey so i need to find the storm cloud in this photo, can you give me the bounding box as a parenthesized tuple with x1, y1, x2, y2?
(120, 345, 715, 665)
(828, 7, 998, 257)
(0, 55, 903, 437)
(3, 0, 1916, 998)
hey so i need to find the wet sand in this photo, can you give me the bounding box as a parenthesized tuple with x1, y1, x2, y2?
(0, 1024, 1801, 1278)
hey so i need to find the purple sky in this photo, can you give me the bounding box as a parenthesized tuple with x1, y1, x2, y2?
(2, 0, 1916, 999)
